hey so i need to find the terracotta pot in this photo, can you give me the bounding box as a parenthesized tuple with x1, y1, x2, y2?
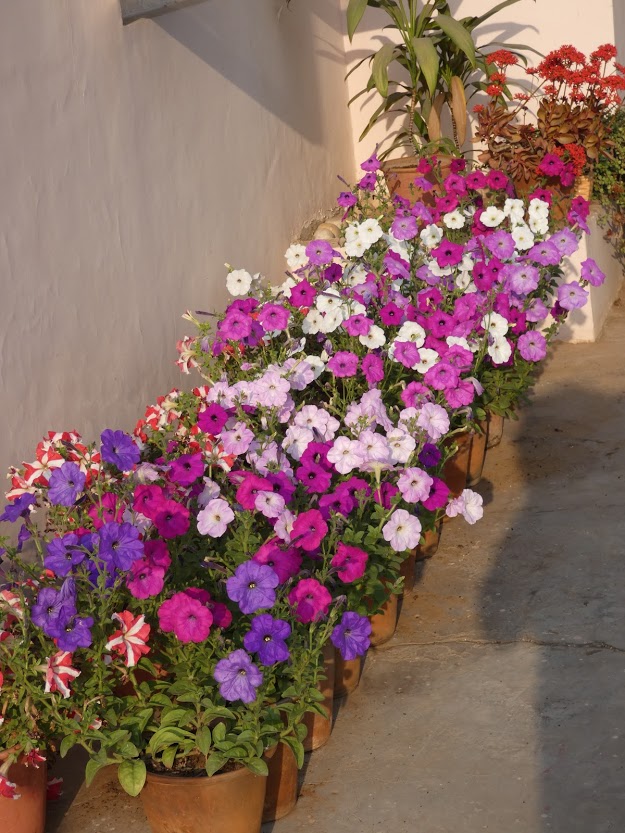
(141, 764, 266, 833)
(486, 411, 505, 449)
(399, 548, 417, 591)
(369, 593, 398, 647)
(262, 743, 298, 823)
(302, 643, 335, 752)
(382, 155, 454, 203)
(333, 649, 363, 699)
(0, 756, 47, 833)
(442, 431, 471, 498)
(513, 174, 592, 223)
(415, 524, 443, 560)
(467, 422, 488, 487)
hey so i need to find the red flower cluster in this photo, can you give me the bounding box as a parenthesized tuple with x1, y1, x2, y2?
(487, 49, 519, 68)
(529, 43, 625, 109)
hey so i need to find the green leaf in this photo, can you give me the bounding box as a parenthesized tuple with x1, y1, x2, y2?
(205, 753, 226, 777)
(347, 0, 369, 41)
(161, 746, 177, 770)
(212, 722, 227, 743)
(148, 727, 195, 755)
(118, 759, 146, 797)
(372, 43, 396, 98)
(435, 14, 476, 67)
(411, 37, 440, 97)
(196, 727, 212, 757)
(85, 758, 109, 788)
(59, 734, 77, 759)
(245, 757, 269, 777)
(161, 708, 194, 728)
(282, 736, 305, 769)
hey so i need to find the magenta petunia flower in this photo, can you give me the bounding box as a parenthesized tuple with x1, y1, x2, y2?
(289, 279, 316, 307)
(362, 354, 384, 385)
(288, 578, 332, 623)
(252, 538, 302, 583)
(219, 309, 253, 341)
(291, 509, 328, 551)
(171, 595, 213, 643)
(153, 501, 190, 539)
(466, 170, 487, 190)
(88, 492, 125, 530)
(214, 649, 263, 703)
(518, 330, 547, 362)
(393, 341, 420, 368)
(432, 240, 464, 267)
(296, 463, 332, 494)
(379, 302, 404, 327)
(226, 560, 279, 614)
(327, 351, 359, 378)
(133, 484, 166, 522)
(127, 558, 166, 599)
(318, 489, 356, 519)
(422, 477, 450, 511)
(486, 170, 509, 190)
(143, 541, 170, 571)
(537, 153, 565, 177)
(331, 611, 371, 660)
(360, 152, 381, 172)
(259, 303, 290, 332)
(557, 281, 589, 310)
(168, 452, 205, 486)
(445, 379, 476, 408)
(401, 381, 433, 408)
(197, 402, 229, 435)
(337, 191, 357, 209)
(331, 543, 368, 583)
(235, 473, 273, 510)
(424, 361, 460, 392)
(305, 239, 338, 266)
(343, 314, 373, 336)
(359, 172, 377, 191)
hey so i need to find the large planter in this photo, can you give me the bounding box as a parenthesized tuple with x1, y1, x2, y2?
(399, 548, 417, 591)
(0, 755, 47, 833)
(369, 593, 399, 647)
(263, 743, 298, 823)
(141, 764, 266, 833)
(302, 643, 335, 752)
(486, 411, 505, 449)
(467, 422, 488, 487)
(333, 649, 363, 699)
(442, 431, 471, 498)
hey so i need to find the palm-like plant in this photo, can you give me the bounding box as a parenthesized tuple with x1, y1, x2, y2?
(346, 0, 532, 158)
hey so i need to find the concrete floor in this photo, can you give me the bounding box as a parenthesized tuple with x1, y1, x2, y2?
(48, 290, 625, 833)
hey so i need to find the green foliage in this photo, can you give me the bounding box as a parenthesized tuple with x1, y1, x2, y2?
(593, 106, 625, 264)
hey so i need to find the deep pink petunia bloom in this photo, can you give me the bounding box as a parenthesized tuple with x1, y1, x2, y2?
(172, 595, 213, 643)
(252, 538, 302, 583)
(331, 543, 368, 583)
(127, 559, 166, 599)
(259, 303, 290, 332)
(133, 484, 166, 522)
(432, 240, 464, 267)
(153, 501, 190, 539)
(236, 473, 273, 510)
(327, 351, 359, 378)
(422, 477, 450, 511)
(197, 402, 229, 435)
(288, 578, 332, 623)
(362, 354, 384, 385)
(144, 539, 171, 569)
(291, 510, 328, 551)
(424, 361, 460, 391)
(168, 453, 205, 486)
(88, 492, 125, 530)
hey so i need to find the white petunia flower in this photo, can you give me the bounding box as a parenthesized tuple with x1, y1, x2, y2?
(443, 209, 466, 229)
(528, 215, 549, 235)
(359, 218, 384, 246)
(284, 244, 308, 271)
(318, 308, 345, 334)
(359, 324, 386, 349)
(226, 269, 253, 297)
(304, 355, 326, 378)
(511, 224, 535, 251)
(488, 338, 512, 364)
(316, 290, 343, 314)
(344, 264, 369, 287)
(481, 312, 509, 339)
(481, 206, 506, 228)
(413, 348, 439, 374)
(345, 236, 368, 258)
(420, 223, 443, 248)
(396, 321, 426, 347)
(302, 309, 324, 335)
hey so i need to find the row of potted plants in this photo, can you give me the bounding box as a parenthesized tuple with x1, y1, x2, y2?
(0, 134, 607, 831)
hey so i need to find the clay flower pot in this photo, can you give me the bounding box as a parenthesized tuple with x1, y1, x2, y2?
(263, 743, 298, 823)
(486, 411, 505, 449)
(369, 593, 399, 647)
(302, 643, 335, 752)
(0, 755, 47, 833)
(382, 155, 455, 203)
(141, 764, 267, 833)
(415, 524, 443, 561)
(467, 422, 488, 487)
(333, 649, 363, 699)
(399, 549, 417, 591)
(442, 431, 471, 499)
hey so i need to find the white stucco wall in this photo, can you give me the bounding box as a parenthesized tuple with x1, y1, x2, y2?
(0, 0, 355, 488)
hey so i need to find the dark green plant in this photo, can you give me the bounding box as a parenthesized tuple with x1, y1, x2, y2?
(346, 0, 533, 158)
(593, 106, 625, 264)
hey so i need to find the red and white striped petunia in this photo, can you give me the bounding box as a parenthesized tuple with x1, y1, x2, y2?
(0, 773, 20, 800)
(44, 651, 81, 699)
(105, 611, 151, 667)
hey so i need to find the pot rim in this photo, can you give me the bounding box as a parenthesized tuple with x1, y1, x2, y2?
(145, 764, 264, 786)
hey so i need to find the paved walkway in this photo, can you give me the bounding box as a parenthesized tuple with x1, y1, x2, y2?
(50, 290, 625, 833)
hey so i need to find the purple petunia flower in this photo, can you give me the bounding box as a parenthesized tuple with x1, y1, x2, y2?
(100, 429, 140, 471)
(318, 489, 356, 520)
(432, 240, 464, 268)
(343, 314, 373, 337)
(581, 258, 606, 287)
(31, 578, 76, 636)
(48, 462, 86, 507)
(418, 443, 441, 468)
(327, 351, 359, 378)
(44, 533, 87, 577)
(550, 228, 579, 257)
(197, 402, 229, 436)
(360, 152, 381, 172)
(337, 191, 357, 209)
(0, 494, 36, 524)
(219, 310, 253, 341)
(168, 453, 205, 486)
(528, 240, 562, 266)
(98, 522, 145, 571)
(518, 331, 547, 362)
(391, 213, 418, 240)
(243, 614, 291, 665)
(507, 263, 540, 296)
(226, 561, 279, 614)
(557, 281, 588, 310)
(485, 230, 516, 260)
(331, 611, 372, 661)
(259, 303, 290, 332)
(305, 239, 338, 266)
(55, 614, 94, 651)
(214, 649, 263, 703)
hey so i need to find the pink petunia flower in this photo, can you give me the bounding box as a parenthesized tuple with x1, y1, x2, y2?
(288, 579, 332, 623)
(291, 510, 328, 551)
(331, 543, 368, 583)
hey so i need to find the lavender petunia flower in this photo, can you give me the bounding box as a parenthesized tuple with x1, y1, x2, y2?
(382, 509, 422, 552)
(55, 614, 94, 651)
(214, 649, 263, 703)
(581, 258, 606, 287)
(31, 578, 77, 636)
(557, 281, 589, 311)
(243, 614, 291, 665)
(226, 561, 279, 614)
(100, 429, 140, 471)
(305, 240, 338, 266)
(518, 331, 547, 362)
(48, 462, 86, 507)
(98, 522, 145, 571)
(44, 533, 86, 577)
(331, 611, 372, 661)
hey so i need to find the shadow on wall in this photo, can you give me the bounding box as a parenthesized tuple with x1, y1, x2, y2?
(154, 0, 346, 145)
(480, 373, 625, 831)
